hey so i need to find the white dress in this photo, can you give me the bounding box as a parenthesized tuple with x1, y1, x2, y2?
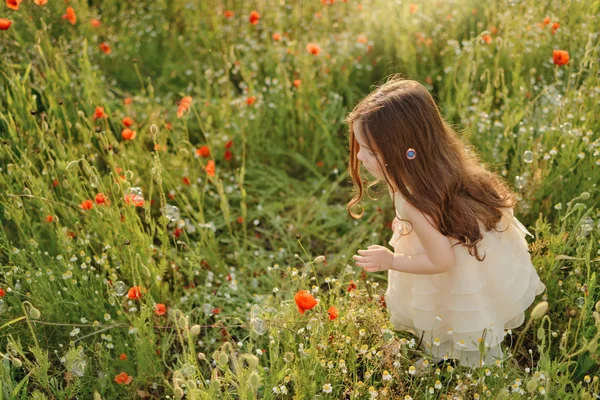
(384, 190, 546, 367)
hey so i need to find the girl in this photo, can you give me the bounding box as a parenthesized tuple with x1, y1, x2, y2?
(348, 75, 546, 368)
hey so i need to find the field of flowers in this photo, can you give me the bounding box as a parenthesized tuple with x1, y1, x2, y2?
(1, 0, 599, 398)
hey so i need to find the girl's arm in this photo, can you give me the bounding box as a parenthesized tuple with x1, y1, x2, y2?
(394, 201, 456, 273)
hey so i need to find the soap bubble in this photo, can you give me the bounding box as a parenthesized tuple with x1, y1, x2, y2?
(515, 175, 526, 190)
(162, 204, 180, 222)
(130, 187, 143, 196)
(523, 150, 534, 164)
(580, 217, 594, 237)
(576, 297, 585, 308)
(113, 281, 127, 296)
(250, 318, 266, 335)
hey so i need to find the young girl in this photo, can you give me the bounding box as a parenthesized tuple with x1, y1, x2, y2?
(348, 76, 546, 368)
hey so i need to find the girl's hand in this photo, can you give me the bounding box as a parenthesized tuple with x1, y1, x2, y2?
(353, 245, 394, 273)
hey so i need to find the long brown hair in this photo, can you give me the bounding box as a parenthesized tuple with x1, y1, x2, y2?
(345, 74, 517, 261)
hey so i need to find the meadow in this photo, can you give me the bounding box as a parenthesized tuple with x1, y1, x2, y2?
(0, 0, 599, 398)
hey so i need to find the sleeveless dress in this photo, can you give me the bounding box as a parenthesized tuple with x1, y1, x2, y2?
(384, 190, 546, 368)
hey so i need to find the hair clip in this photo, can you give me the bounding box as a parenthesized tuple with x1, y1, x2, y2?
(406, 148, 416, 160)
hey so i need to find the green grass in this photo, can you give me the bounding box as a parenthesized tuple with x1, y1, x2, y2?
(0, 0, 599, 398)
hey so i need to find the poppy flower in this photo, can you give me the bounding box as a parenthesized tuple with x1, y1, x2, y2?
(552, 50, 569, 66)
(249, 11, 260, 25)
(551, 22, 560, 35)
(127, 286, 143, 300)
(205, 160, 215, 177)
(114, 372, 133, 385)
(347, 280, 357, 291)
(99, 42, 111, 54)
(409, 3, 417, 14)
(94, 106, 107, 120)
(225, 140, 233, 149)
(46, 215, 54, 222)
(123, 97, 133, 105)
(294, 290, 318, 314)
(95, 192, 110, 205)
(64, 7, 77, 25)
(182, 176, 191, 185)
(123, 193, 145, 207)
(121, 128, 136, 140)
(481, 35, 492, 44)
(306, 43, 321, 55)
(246, 96, 256, 106)
(119, 353, 127, 360)
(0, 19, 12, 30)
(34, 0, 47, 5)
(224, 150, 233, 161)
(195, 145, 210, 157)
(177, 96, 193, 118)
(293, 79, 302, 88)
(272, 32, 281, 41)
(0, 288, 6, 297)
(542, 17, 551, 25)
(223, 10, 234, 18)
(91, 19, 101, 28)
(122, 117, 134, 127)
(80, 200, 94, 210)
(6, 0, 21, 11)
(327, 306, 339, 321)
(154, 303, 166, 316)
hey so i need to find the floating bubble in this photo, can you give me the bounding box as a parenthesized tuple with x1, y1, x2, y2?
(71, 359, 87, 377)
(113, 281, 127, 296)
(130, 187, 143, 196)
(580, 217, 594, 236)
(576, 297, 585, 308)
(523, 150, 534, 164)
(162, 204, 180, 222)
(89, 175, 99, 188)
(250, 317, 266, 335)
(515, 175, 526, 190)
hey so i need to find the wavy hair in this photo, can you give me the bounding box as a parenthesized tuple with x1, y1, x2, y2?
(345, 74, 518, 261)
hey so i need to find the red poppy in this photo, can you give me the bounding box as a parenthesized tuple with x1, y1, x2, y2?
(6, 0, 21, 11)
(46, 215, 54, 222)
(154, 303, 166, 316)
(196, 145, 210, 157)
(127, 286, 143, 300)
(205, 160, 215, 177)
(121, 128, 136, 140)
(121, 117, 133, 127)
(177, 96, 192, 118)
(212, 307, 221, 315)
(551, 22, 560, 35)
(224, 150, 233, 161)
(34, 0, 47, 4)
(225, 140, 233, 149)
(553, 50, 569, 66)
(95, 192, 110, 205)
(0, 19, 11, 30)
(123, 193, 145, 207)
(237, 216, 243, 224)
(246, 96, 256, 106)
(409, 3, 417, 13)
(64, 7, 77, 25)
(272, 32, 281, 41)
(119, 353, 127, 360)
(91, 19, 101, 28)
(223, 10, 234, 18)
(0, 288, 6, 297)
(249, 11, 260, 25)
(542, 17, 551, 25)
(294, 290, 318, 314)
(306, 43, 321, 55)
(482, 35, 492, 44)
(123, 97, 133, 105)
(327, 306, 339, 320)
(99, 42, 111, 54)
(293, 79, 302, 88)
(80, 200, 94, 210)
(114, 372, 133, 385)
(94, 106, 107, 120)
(347, 280, 357, 291)
(182, 176, 191, 185)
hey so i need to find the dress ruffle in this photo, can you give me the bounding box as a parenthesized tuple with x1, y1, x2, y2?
(384, 191, 546, 367)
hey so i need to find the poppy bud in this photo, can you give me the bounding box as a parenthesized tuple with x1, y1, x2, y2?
(58, 100, 64, 105)
(174, 387, 184, 399)
(595, 301, 600, 312)
(11, 358, 22, 368)
(295, 234, 301, 240)
(248, 370, 260, 390)
(313, 256, 326, 264)
(580, 192, 590, 200)
(94, 126, 102, 133)
(198, 352, 206, 360)
(29, 306, 41, 319)
(124, 239, 130, 246)
(530, 301, 548, 320)
(190, 324, 201, 336)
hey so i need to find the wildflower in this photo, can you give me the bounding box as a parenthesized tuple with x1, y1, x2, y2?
(123, 193, 144, 207)
(127, 286, 143, 300)
(122, 117, 134, 127)
(272, 32, 282, 41)
(482, 35, 492, 44)
(408, 366, 416, 375)
(306, 43, 321, 55)
(224, 150, 233, 161)
(196, 145, 210, 157)
(433, 337, 441, 346)
(93, 107, 107, 120)
(223, 10, 234, 18)
(46, 215, 54, 222)
(347, 280, 357, 291)
(404, 396, 413, 400)
(182, 176, 191, 185)
(64, 6, 77, 25)
(0, 19, 13, 30)
(246, 96, 257, 106)
(456, 340, 467, 349)
(99, 42, 111, 54)
(205, 160, 215, 177)
(293, 79, 302, 88)
(322, 383, 333, 393)
(551, 22, 560, 35)
(6, 0, 21, 11)
(584, 375, 591, 383)
(0, 288, 5, 297)
(552, 50, 569, 66)
(294, 290, 318, 314)
(80, 200, 94, 210)
(121, 128, 136, 141)
(409, 3, 417, 13)
(249, 11, 260, 25)
(327, 306, 339, 320)
(119, 353, 127, 360)
(435, 380, 442, 389)
(155, 303, 166, 316)
(382, 370, 392, 380)
(177, 96, 193, 118)
(542, 17, 551, 25)
(95, 193, 110, 205)
(114, 372, 133, 385)
(124, 97, 133, 105)
(91, 19, 101, 27)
